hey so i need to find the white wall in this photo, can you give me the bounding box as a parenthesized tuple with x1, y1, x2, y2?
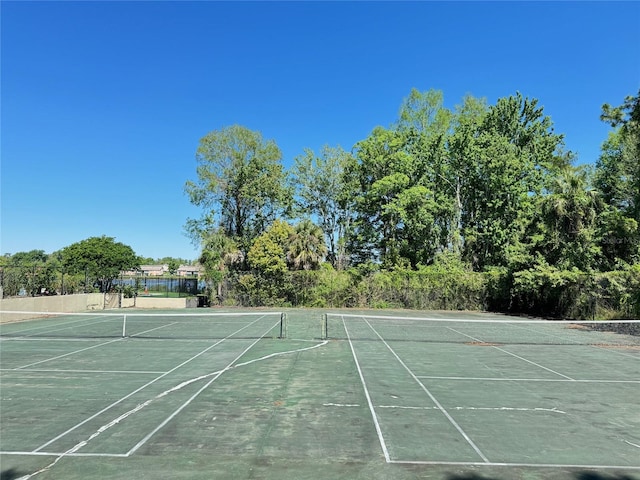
(0, 294, 197, 323)
(0, 293, 104, 323)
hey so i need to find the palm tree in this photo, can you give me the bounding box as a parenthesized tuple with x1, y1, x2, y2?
(541, 166, 601, 269)
(286, 220, 327, 270)
(199, 230, 244, 300)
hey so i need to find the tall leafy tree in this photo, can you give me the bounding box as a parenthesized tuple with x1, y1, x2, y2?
(397, 88, 454, 258)
(595, 90, 640, 266)
(60, 236, 139, 293)
(597, 90, 640, 222)
(601, 89, 640, 142)
(595, 131, 633, 210)
(397, 88, 452, 135)
(291, 145, 353, 269)
(349, 126, 437, 267)
(185, 125, 292, 254)
(445, 94, 488, 255)
(460, 93, 567, 269)
(347, 89, 462, 268)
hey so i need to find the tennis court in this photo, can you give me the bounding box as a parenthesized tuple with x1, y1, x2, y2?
(1, 309, 639, 480)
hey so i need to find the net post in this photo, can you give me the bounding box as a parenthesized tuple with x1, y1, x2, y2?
(279, 312, 285, 339)
(321, 313, 327, 339)
(122, 314, 127, 338)
(284, 312, 288, 339)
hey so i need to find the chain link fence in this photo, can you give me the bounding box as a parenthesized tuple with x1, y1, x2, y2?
(0, 264, 204, 300)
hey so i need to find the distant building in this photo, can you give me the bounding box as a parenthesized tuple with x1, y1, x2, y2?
(120, 268, 139, 276)
(177, 264, 203, 277)
(121, 264, 202, 277)
(140, 265, 168, 276)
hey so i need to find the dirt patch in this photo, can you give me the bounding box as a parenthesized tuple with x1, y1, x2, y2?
(583, 322, 640, 337)
(592, 344, 640, 350)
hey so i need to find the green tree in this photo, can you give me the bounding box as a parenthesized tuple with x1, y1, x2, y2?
(167, 260, 180, 275)
(247, 220, 294, 276)
(245, 220, 295, 304)
(601, 89, 640, 139)
(595, 90, 640, 266)
(397, 88, 452, 135)
(199, 230, 243, 300)
(1, 250, 58, 296)
(10, 250, 49, 264)
(159, 257, 191, 265)
(461, 93, 568, 269)
(595, 131, 633, 211)
(597, 90, 640, 222)
(60, 236, 139, 293)
(397, 88, 454, 260)
(291, 145, 353, 269)
(349, 121, 446, 268)
(287, 220, 327, 270)
(349, 127, 412, 267)
(539, 166, 602, 270)
(184, 125, 292, 254)
(596, 208, 638, 269)
(446, 95, 489, 255)
(166, 259, 180, 298)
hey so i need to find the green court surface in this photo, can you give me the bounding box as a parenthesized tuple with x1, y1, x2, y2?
(1, 308, 639, 480)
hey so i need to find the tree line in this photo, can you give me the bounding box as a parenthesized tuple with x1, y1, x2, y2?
(0, 238, 190, 296)
(185, 88, 640, 318)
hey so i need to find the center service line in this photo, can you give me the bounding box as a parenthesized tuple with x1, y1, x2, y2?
(362, 317, 490, 464)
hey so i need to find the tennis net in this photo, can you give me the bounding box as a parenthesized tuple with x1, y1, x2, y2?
(0, 311, 287, 340)
(322, 313, 640, 347)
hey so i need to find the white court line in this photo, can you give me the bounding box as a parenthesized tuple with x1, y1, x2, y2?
(0, 310, 282, 318)
(14, 323, 178, 370)
(342, 316, 391, 463)
(1, 337, 111, 342)
(16, 338, 124, 369)
(416, 375, 640, 384)
(33, 314, 270, 453)
(0, 368, 166, 374)
(508, 322, 640, 360)
(323, 404, 566, 414)
(445, 326, 575, 380)
(389, 460, 640, 469)
(4, 337, 329, 468)
(0, 314, 119, 337)
(0, 451, 128, 458)
(362, 317, 490, 464)
(329, 313, 640, 324)
(127, 322, 181, 337)
(15, 317, 278, 480)
(377, 405, 566, 414)
(125, 318, 282, 456)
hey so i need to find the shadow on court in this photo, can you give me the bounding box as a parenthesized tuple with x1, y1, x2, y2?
(446, 474, 504, 480)
(575, 472, 639, 480)
(1, 469, 25, 480)
(445, 472, 640, 480)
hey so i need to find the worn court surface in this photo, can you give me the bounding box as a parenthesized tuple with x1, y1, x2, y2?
(1, 308, 639, 480)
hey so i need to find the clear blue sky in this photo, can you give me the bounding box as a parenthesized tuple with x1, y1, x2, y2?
(2, 1, 639, 261)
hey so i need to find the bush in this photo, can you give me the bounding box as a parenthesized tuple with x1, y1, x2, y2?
(211, 258, 640, 319)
